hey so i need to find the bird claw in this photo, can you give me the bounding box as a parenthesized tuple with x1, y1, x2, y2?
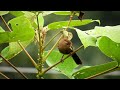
(60, 58, 64, 63)
(60, 55, 64, 63)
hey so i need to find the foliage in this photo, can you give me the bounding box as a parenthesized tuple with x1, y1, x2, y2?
(0, 11, 120, 79)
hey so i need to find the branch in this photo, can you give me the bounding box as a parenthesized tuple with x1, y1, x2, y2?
(17, 41, 37, 67)
(0, 71, 10, 79)
(0, 54, 28, 79)
(0, 16, 12, 32)
(65, 12, 75, 31)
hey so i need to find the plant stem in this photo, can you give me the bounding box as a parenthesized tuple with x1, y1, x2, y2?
(0, 54, 28, 79)
(42, 35, 63, 63)
(0, 71, 10, 79)
(42, 45, 84, 74)
(65, 12, 75, 31)
(43, 30, 62, 50)
(17, 41, 37, 67)
(0, 15, 37, 67)
(0, 16, 12, 32)
(36, 12, 43, 79)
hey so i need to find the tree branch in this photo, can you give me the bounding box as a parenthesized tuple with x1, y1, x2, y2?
(0, 54, 28, 79)
(0, 71, 10, 79)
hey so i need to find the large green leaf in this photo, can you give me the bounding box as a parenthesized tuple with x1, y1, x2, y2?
(34, 13, 44, 28)
(53, 11, 71, 15)
(0, 26, 5, 32)
(74, 25, 120, 48)
(72, 61, 118, 79)
(0, 11, 9, 16)
(75, 28, 97, 48)
(53, 11, 82, 16)
(45, 50, 78, 78)
(10, 11, 44, 29)
(48, 19, 100, 30)
(0, 39, 33, 62)
(23, 12, 44, 29)
(87, 25, 120, 43)
(10, 11, 25, 17)
(0, 15, 35, 44)
(97, 36, 120, 63)
(42, 11, 56, 16)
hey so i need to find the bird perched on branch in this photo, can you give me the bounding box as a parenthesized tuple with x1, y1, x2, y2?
(58, 38, 82, 65)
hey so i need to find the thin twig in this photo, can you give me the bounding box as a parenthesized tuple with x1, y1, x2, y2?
(36, 13, 43, 78)
(0, 16, 12, 32)
(0, 71, 10, 79)
(0, 54, 28, 79)
(65, 12, 75, 31)
(17, 41, 37, 67)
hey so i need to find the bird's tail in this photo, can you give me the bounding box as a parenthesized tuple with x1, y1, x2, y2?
(72, 53, 82, 64)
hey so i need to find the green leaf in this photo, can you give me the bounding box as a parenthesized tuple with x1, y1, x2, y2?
(34, 13, 44, 28)
(0, 39, 33, 62)
(10, 11, 24, 17)
(53, 11, 83, 16)
(9, 15, 35, 41)
(23, 12, 44, 29)
(45, 50, 78, 78)
(97, 36, 120, 62)
(42, 11, 57, 16)
(10, 11, 41, 29)
(53, 11, 71, 15)
(74, 25, 120, 48)
(0, 11, 9, 16)
(0, 15, 35, 44)
(0, 26, 5, 32)
(48, 19, 100, 30)
(72, 61, 118, 79)
(75, 28, 97, 48)
(87, 25, 120, 43)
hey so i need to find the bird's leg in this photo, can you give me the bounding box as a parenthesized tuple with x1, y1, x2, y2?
(60, 55, 65, 63)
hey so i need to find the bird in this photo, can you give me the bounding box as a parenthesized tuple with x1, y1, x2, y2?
(58, 38, 82, 64)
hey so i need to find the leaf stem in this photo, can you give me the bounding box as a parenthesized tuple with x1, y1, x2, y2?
(0, 71, 10, 79)
(0, 54, 28, 79)
(36, 12, 43, 79)
(17, 41, 37, 67)
(65, 12, 75, 31)
(0, 16, 12, 32)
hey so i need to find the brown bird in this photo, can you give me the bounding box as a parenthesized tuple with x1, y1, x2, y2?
(58, 38, 82, 64)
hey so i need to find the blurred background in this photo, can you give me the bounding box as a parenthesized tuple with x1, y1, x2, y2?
(0, 11, 120, 79)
